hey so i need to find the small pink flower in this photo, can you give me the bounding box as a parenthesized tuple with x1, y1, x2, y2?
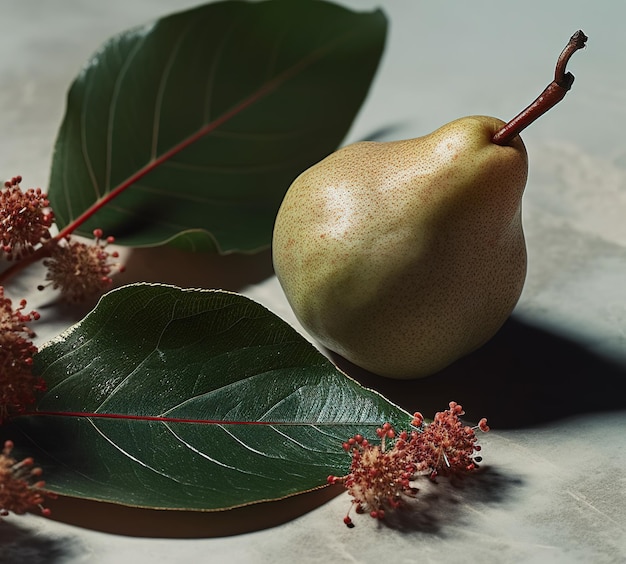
(40, 229, 125, 303)
(0, 176, 54, 260)
(0, 440, 53, 518)
(329, 402, 489, 527)
(0, 287, 43, 421)
(328, 425, 419, 526)
(414, 401, 486, 478)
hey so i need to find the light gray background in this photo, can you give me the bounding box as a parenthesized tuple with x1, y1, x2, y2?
(1, 1, 625, 563)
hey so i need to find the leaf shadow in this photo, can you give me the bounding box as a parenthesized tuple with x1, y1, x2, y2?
(0, 520, 79, 564)
(42, 486, 342, 539)
(381, 466, 523, 534)
(113, 246, 275, 293)
(328, 315, 626, 429)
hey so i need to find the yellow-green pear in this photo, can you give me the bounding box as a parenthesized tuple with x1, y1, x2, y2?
(272, 30, 586, 379)
(272, 116, 528, 378)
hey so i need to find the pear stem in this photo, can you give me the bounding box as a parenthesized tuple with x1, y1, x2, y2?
(492, 30, 588, 146)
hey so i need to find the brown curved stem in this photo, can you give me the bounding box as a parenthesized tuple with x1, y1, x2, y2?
(492, 30, 588, 146)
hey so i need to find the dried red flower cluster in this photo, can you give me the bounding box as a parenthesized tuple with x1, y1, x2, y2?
(1, 175, 125, 304)
(40, 229, 125, 303)
(0, 287, 45, 421)
(328, 402, 489, 527)
(0, 176, 54, 260)
(0, 176, 125, 519)
(0, 440, 52, 518)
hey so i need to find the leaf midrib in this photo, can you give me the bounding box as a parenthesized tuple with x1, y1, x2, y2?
(25, 410, 396, 427)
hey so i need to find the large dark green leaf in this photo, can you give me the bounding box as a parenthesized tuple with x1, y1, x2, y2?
(48, 0, 387, 252)
(3, 284, 410, 510)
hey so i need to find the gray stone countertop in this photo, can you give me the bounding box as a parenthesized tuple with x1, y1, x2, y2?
(1, 1, 625, 563)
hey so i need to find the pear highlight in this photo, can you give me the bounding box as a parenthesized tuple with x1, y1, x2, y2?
(272, 31, 586, 379)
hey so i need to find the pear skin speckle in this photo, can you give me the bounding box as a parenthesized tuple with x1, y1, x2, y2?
(272, 116, 528, 379)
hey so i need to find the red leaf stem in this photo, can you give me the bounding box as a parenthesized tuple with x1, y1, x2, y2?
(27, 411, 287, 425)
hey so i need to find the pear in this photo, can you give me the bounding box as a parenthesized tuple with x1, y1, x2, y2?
(272, 31, 587, 379)
(272, 115, 528, 378)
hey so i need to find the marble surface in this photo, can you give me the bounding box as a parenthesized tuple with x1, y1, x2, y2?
(1, 1, 625, 563)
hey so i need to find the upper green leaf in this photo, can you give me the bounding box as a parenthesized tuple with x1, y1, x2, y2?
(48, 0, 387, 252)
(2, 284, 410, 511)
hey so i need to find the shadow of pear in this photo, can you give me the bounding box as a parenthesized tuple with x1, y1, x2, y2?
(328, 315, 626, 429)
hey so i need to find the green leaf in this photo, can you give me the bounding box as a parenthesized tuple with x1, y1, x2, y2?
(48, 0, 387, 252)
(2, 284, 410, 511)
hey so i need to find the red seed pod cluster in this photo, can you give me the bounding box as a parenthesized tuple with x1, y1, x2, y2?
(0, 176, 54, 260)
(40, 229, 125, 303)
(0, 440, 53, 518)
(0, 287, 44, 420)
(328, 402, 489, 527)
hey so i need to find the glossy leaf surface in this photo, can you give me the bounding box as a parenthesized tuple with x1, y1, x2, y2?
(48, 0, 387, 252)
(3, 284, 410, 510)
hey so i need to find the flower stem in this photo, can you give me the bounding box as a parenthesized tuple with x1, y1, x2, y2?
(492, 30, 588, 146)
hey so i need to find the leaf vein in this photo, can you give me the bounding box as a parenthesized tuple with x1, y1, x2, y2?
(164, 423, 267, 479)
(105, 26, 153, 193)
(151, 19, 194, 159)
(202, 20, 236, 124)
(89, 418, 185, 484)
